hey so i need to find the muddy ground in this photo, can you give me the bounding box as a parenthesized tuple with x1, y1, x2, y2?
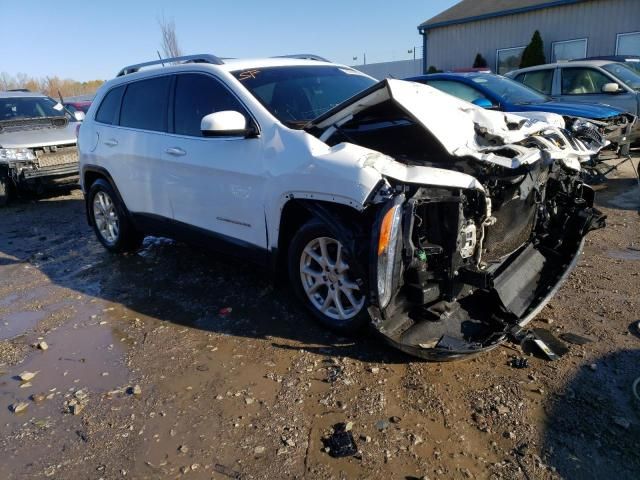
(1, 157, 639, 480)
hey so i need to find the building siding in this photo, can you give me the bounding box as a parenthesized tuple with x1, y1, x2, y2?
(423, 0, 640, 72)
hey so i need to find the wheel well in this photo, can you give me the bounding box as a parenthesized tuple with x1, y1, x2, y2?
(276, 199, 367, 278)
(83, 170, 105, 193)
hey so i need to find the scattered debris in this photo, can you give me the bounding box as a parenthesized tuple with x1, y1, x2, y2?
(213, 463, 242, 479)
(375, 419, 390, 431)
(390, 415, 401, 423)
(36, 341, 49, 351)
(31, 393, 46, 403)
(128, 385, 142, 396)
(18, 371, 38, 382)
(254, 446, 265, 455)
(322, 423, 358, 458)
(10, 402, 29, 414)
(178, 445, 189, 454)
(510, 357, 529, 369)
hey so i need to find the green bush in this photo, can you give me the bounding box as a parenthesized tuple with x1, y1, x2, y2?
(520, 30, 546, 68)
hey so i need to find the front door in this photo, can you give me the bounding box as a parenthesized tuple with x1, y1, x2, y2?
(160, 72, 267, 248)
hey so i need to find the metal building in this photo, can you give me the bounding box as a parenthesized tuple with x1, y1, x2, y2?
(418, 0, 640, 74)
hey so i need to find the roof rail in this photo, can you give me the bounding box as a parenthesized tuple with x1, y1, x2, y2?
(116, 54, 224, 77)
(272, 54, 330, 62)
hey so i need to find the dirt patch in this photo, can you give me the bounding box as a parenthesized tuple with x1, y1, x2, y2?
(0, 156, 639, 479)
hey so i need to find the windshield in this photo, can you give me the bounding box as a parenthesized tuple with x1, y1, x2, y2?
(0, 96, 69, 121)
(602, 63, 640, 90)
(471, 74, 549, 104)
(232, 66, 376, 127)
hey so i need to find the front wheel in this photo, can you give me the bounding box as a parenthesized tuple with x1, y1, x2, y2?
(0, 172, 10, 207)
(288, 220, 368, 333)
(88, 179, 143, 253)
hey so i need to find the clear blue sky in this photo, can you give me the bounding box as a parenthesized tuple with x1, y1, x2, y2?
(0, 0, 457, 81)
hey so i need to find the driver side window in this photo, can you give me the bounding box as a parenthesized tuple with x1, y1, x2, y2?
(174, 74, 248, 137)
(561, 68, 611, 95)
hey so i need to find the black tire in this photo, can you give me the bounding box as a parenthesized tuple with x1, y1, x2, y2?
(87, 178, 143, 253)
(288, 219, 369, 333)
(0, 174, 8, 207)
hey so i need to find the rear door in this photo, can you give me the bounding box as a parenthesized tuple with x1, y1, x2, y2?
(556, 67, 637, 113)
(159, 72, 267, 248)
(93, 75, 173, 217)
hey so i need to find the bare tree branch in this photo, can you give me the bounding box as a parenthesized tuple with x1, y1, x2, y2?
(158, 15, 183, 60)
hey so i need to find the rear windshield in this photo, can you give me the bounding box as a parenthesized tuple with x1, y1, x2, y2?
(602, 63, 640, 91)
(232, 66, 376, 127)
(0, 96, 69, 121)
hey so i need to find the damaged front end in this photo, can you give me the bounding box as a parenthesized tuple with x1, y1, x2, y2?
(368, 162, 604, 360)
(309, 79, 606, 360)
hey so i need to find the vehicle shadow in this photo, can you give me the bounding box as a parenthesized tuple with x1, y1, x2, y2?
(0, 195, 408, 364)
(541, 349, 640, 480)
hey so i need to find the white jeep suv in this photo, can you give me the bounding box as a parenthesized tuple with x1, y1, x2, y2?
(78, 54, 605, 360)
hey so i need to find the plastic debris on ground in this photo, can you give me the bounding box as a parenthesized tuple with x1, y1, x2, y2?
(323, 422, 358, 458)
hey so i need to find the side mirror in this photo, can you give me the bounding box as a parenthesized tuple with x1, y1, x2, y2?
(73, 111, 85, 122)
(472, 98, 495, 109)
(602, 82, 621, 94)
(200, 111, 257, 138)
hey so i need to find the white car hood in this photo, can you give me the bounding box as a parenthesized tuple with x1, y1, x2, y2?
(309, 79, 597, 168)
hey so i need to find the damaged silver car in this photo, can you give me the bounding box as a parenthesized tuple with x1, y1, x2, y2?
(0, 91, 83, 205)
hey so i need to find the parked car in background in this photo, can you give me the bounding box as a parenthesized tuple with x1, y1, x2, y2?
(507, 61, 640, 120)
(78, 53, 605, 360)
(0, 91, 83, 205)
(407, 72, 634, 155)
(573, 55, 640, 74)
(64, 101, 92, 115)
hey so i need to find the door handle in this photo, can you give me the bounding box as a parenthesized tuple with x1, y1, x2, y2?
(165, 147, 186, 157)
(103, 138, 118, 147)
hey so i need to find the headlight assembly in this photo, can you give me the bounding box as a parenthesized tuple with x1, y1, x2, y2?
(0, 148, 36, 161)
(377, 201, 403, 309)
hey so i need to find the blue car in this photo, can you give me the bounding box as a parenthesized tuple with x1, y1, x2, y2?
(406, 72, 635, 155)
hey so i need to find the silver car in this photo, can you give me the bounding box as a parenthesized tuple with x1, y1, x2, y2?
(0, 91, 83, 205)
(507, 60, 640, 118)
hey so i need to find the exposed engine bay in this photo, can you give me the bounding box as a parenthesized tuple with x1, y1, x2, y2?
(308, 79, 606, 359)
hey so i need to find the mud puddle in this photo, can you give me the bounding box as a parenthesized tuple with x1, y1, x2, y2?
(0, 310, 48, 341)
(0, 308, 130, 427)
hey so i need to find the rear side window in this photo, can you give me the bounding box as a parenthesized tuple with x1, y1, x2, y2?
(173, 74, 246, 136)
(95, 86, 124, 124)
(120, 76, 171, 131)
(517, 70, 553, 95)
(561, 68, 611, 95)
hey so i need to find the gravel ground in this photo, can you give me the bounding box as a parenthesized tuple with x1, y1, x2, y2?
(0, 155, 639, 480)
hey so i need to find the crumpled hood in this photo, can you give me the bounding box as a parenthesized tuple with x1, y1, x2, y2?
(0, 120, 78, 149)
(309, 79, 599, 166)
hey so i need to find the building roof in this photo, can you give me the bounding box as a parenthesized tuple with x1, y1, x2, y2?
(419, 0, 586, 31)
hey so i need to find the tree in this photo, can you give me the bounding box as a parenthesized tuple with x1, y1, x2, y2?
(520, 30, 546, 68)
(473, 53, 488, 68)
(158, 15, 183, 59)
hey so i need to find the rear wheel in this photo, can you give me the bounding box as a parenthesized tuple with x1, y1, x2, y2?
(88, 179, 143, 252)
(288, 220, 368, 333)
